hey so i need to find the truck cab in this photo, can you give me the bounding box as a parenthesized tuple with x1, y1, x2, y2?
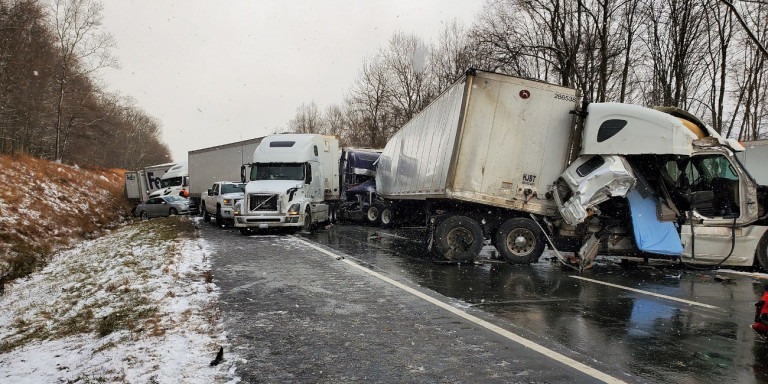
(234, 134, 340, 234)
(551, 103, 768, 269)
(149, 162, 189, 199)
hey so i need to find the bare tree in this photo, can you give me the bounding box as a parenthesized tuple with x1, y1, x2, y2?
(48, 0, 117, 161)
(323, 104, 350, 147)
(381, 31, 435, 127)
(287, 102, 323, 134)
(347, 57, 393, 148)
(429, 20, 476, 91)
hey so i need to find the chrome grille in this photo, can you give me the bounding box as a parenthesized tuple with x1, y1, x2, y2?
(249, 194, 278, 211)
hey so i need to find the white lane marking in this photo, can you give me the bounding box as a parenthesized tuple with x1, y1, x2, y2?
(294, 237, 627, 384)
(571, 276, 719, 310)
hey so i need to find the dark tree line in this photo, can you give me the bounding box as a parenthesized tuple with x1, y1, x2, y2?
(0, 0, 170, 168)
(288, 0, 768, 146)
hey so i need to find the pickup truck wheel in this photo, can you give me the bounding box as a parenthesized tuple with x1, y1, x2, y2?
(756, 232, 768, 270)
(496, 217, 545, 264)
(140, 211, 148, 221)
(202, 203, 211, 223)
(215, 205, 223, 227)
(366, 204, 380, 226)
(434, 215, 483, 262)
(380, 205, 395, 229)
(169, 208, 178, 216)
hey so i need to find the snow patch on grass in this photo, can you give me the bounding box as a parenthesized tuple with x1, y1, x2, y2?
(0, 217, 234, 383)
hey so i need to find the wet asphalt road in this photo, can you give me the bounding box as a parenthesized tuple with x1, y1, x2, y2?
(204, 221, 768, 383)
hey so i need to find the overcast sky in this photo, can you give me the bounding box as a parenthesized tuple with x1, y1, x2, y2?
(99, 1, 485, 163)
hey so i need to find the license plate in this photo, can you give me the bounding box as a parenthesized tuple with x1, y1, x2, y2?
(259, 224, 268, 229)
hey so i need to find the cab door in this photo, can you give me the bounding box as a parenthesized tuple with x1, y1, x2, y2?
(674, 150, 762, 265)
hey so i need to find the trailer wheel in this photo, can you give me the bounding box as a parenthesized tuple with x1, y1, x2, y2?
(434, 215, 483, 262)
(756, 232, 768, 270)
(496, 217, 545, 264)
(366, 204, 381, 226)
(380, 205, 395, 229)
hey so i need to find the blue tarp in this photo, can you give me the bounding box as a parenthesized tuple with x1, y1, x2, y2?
(626, 177, 683, 256)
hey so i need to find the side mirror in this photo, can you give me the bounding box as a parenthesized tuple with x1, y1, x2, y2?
(240, 164, 247, 183)
(306, 163, 313, 184)
(207, 188, 213, 196)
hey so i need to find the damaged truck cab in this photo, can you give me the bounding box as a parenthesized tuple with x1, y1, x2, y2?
(553, 102, 768, 268)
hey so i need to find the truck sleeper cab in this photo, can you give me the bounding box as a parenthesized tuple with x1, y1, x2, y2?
(234, 134, 340, 234)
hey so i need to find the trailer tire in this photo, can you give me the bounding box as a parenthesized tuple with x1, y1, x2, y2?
(433, 215, 483, 262)
(756, 232, 768, 270)
(380, 205, 395, 229)
(366, 204, 381, 226)
(496, 217, 545, 264)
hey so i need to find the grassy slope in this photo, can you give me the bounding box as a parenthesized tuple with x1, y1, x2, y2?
(0, 154, 133, 283)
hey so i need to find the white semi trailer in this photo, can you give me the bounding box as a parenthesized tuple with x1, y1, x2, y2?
(376, 69, 768, 269)
(187, 137, 263, 212)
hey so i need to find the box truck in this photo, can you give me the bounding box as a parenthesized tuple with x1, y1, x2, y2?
(124, 162, 176, 204)
(376, 69, 768, 269)
(234, 134, 340, 234)
(187, 137, 263, 212)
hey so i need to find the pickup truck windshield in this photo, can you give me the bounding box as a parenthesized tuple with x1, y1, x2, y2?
(251, 163, 305, 181)
(221, 183, 245, 194)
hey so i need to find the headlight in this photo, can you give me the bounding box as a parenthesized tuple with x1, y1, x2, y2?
(287, 203, 301, 215)
(223, 199, 232, 206)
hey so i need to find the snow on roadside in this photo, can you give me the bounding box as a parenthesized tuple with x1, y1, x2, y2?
(0, 217, 236, 383)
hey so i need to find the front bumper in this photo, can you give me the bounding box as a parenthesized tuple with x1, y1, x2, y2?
(234, 214, 302, 228)
(221, 207, 235, 219)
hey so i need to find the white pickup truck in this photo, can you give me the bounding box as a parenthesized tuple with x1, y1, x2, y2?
(200, 181, 245, 226)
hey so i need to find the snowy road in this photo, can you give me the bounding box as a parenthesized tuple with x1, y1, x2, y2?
(205, 222, 768, 383)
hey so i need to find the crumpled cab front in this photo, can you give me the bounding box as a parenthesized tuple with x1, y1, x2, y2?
(554, 155, 636, 226)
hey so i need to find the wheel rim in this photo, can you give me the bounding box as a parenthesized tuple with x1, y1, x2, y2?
(446, 227, 475, 252)
(381, 209, 391, 224)
(505, 228, 536, 256)
(303, 212, 311, 230)
(367, 207, 379, 221)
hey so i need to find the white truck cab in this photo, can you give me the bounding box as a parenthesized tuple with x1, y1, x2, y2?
(234, 134, 340, 234)
(148, 162, 189, 199)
